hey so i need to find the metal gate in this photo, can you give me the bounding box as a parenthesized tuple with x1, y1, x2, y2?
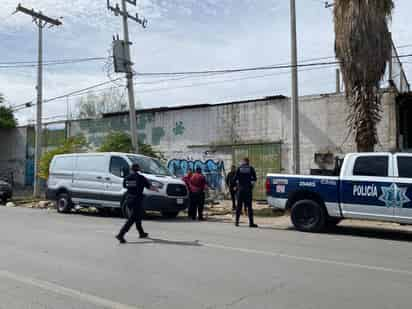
(233, 143, 281, 200)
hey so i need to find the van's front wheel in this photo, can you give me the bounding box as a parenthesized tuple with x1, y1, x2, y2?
(56, 193, 72, 213)
(291, 199, 326, 232)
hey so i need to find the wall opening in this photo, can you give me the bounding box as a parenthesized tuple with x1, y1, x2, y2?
(398, 94, 412, 151)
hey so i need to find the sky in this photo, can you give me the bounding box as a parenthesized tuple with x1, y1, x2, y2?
(0, 0, 411, 125)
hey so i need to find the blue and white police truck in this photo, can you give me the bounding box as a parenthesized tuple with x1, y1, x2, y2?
(266, 153, 412, 232)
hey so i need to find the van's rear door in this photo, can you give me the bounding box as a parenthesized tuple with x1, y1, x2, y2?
(49, 155, 74, 187)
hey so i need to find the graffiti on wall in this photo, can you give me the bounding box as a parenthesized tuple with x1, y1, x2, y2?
(167, 159, 225, 191)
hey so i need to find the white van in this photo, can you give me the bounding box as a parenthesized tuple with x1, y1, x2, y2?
(46, 152, 189, 218)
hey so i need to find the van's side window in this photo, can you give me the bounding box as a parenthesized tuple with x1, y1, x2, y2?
(110, 157, 129, 177)
(353, 156, 389, 177)
(397, 156, 412, 178)
(54, 157, 74, 171)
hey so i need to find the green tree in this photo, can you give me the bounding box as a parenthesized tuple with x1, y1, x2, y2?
(38, 136, 88, 180)
(334, 1, 394, 152)
(0, 93, 17, 129)
(98, 131, 165, 160)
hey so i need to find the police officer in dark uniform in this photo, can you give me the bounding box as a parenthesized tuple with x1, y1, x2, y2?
(226, 165, 237, 211)
(234, 158, 258, 228)
(116, 163, 158, 244)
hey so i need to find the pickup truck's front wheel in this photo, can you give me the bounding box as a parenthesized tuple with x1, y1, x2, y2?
(291, 199, 326, 232)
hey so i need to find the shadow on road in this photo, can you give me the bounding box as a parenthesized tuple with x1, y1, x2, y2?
(127, 237, 202, 247)
(259, 224, 412, 243)
(326, 225, 412, 242)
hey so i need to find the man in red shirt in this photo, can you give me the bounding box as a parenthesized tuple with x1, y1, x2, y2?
(189, 167, 207, 221)
(182, 169, 194, 218)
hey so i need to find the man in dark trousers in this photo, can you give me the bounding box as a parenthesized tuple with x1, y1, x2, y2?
(182, 169, 194, 219)
(189, 167, 207, 221)
(234, 158, 258, 228)
(116, 163, 158, 244)
(226, 165, 237, 211)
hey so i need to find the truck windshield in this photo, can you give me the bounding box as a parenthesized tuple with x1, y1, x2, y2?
(127, 155, 171, 176)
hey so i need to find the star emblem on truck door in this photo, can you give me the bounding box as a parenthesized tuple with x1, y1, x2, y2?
(379, 183, 410, 208)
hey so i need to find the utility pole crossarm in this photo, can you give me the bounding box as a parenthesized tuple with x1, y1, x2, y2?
(107, 0, 148, 28)
(16, 4, 62, 26)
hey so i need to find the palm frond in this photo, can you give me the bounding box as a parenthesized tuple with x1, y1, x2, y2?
(334, 0, 394, 151)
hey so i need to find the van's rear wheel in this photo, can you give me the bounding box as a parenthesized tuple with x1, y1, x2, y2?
(291, 199, 326, 232)
(56, 193, 72, 213)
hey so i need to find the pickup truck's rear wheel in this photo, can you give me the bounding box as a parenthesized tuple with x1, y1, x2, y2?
(291, 199, 326, 232)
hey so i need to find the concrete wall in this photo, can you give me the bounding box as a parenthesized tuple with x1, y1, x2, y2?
(69, 91, 398, 174)
(0, 91, 398, 186)
(0, 127, 27, 185)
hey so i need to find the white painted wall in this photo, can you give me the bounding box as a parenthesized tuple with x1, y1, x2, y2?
(1, 91, 398, 186)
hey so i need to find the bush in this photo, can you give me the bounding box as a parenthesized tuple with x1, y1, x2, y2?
(38, 136, 88, 180)
(0, 103, 17, 129)
(98, 131, 165, 160)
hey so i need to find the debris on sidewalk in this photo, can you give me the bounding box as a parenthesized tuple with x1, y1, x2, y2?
(6, 202, 16, 208)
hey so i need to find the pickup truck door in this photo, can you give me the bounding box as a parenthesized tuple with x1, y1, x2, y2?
(340, 155, 395, 220)
(393, 154, 412, 224)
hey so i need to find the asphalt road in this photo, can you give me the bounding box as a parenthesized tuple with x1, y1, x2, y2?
(1, 207, 412, 309)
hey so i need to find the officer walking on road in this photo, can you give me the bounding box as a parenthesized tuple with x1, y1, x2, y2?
(116, 163, 158, 244)
(234, 158, 258, 228)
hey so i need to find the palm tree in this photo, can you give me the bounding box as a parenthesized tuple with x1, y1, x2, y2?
(334, 0, 394, 152)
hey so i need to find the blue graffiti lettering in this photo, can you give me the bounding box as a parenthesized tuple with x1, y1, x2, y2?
(167, 159, 225, 191)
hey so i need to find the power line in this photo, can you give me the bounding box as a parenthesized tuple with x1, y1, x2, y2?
(12, 64, 339, 112)
(12, 77, 125, 112)
(135, 65, 339, 94)
(134, 53, 412, 77)
(134, 60, 341, 77)
(11, 53, 412, 112)
(0, 57, 108, 65)
(0, 57, 108, 69)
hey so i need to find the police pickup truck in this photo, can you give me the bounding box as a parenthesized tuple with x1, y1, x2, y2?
(266, 153, 412, 232)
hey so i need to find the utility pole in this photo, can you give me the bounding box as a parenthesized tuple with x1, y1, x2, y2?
(107, 0, 147, 154)
(16, 4, 62, 198)
(290, 0, 300, 174)
(336, 68, 341, 94)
